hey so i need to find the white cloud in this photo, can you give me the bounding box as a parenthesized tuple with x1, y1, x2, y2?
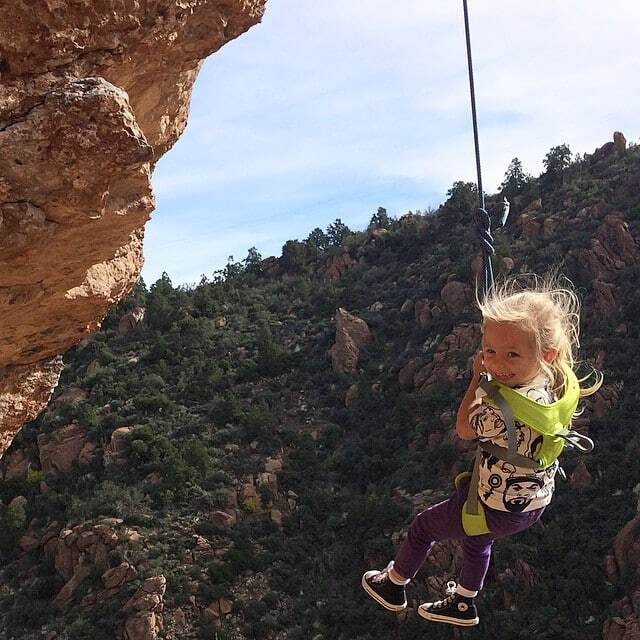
(144, 0, 640, 284)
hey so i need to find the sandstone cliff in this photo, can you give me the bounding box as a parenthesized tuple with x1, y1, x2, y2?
(0, 0, 266, 455)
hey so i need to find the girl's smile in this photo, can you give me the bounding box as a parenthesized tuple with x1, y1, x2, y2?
(481, 321, 557, 387)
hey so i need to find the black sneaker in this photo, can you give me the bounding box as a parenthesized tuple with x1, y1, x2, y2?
(418, 581, 479, 627)
(361, 561, 407, 611)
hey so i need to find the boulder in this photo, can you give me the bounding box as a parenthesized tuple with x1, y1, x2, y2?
(264, 456, 283, 474)
(37, 423, 93, 475)
(414, 299, 432, 328)
(613, 513, 640, 576)
(400, 299, 414, 315)
(1, 448, 31, 480)
(102, 563, 138, 590)
(124, 576, 167, 613)
(522, 198, 542, 214)
(208, 511, 235, 527)
(519, 213, 543, 239)
(501, 257, 515, 272)
(50, 387, 89, 410)
(345, 384, 359, 407)
(118, 307, 146, 333)
(398, 358, 421, 387)
(592, 280, 617, 318)
(104, 426, 133, 466)
(440, 281, 471, 315)
(415, 324, 481, 390)
(570, 460, 592, 490)
(614, 131, 627, 152)
(578, 215, 639, 282)
(124, 612, 161, 640)
(204, 597, 233, 625)
(593, 385, 619, 418)
(329, 308, 372, 374)
(594, 132, 627, 160)
(322, 251, 356, 282)
(543, 215, 562, 236)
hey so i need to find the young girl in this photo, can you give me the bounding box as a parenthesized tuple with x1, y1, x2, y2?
(362, 275, 602, 626)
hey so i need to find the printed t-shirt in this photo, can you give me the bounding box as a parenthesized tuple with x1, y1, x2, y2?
(468, 373, 558, 513)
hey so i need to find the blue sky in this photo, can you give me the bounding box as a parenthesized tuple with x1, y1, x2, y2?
(143, 0, 640, 286)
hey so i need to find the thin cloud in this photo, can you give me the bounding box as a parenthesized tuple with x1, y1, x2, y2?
(144, 0, 640, 285)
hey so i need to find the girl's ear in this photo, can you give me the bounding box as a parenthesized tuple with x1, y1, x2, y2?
(542, 348, 559, 364)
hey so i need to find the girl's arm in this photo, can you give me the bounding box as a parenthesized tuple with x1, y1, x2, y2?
(455, 351, 484, 440)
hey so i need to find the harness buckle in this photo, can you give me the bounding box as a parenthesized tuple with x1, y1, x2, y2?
(559, 432, 594, 453)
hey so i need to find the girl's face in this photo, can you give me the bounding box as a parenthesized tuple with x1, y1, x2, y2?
(482, 320, 556, 387)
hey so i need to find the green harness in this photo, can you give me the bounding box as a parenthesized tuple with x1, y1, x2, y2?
(458, 364, 592, 536)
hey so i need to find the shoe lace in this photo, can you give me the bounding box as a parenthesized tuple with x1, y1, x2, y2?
(371, 561, 395, 585)
(429, 581, 458, 610)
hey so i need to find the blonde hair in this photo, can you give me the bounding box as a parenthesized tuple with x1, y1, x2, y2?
(476, 273, 603, 398)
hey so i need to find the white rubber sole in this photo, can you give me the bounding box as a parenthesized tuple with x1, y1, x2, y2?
(361, 572, 407, 612)
(418, 604, 479, 626)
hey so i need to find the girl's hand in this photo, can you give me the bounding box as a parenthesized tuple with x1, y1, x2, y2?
(472, 350, 486, 378)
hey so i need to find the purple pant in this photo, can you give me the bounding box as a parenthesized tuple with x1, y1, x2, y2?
(394, 479, 544, 592)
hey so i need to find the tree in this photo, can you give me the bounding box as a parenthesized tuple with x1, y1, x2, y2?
(243, 246, 263, 275)
(368, 207, 393, 231)
(444, 181, 478, 213)
(542, 143, 572, 189)
(280, 240, 308, 273)
(146, 272, 180, 331)
(500, 157, 530, 199)
(222, 255, 243, 280)
(326, 219, 351, 246)
(256, 324, 289, 377)
(306, 227, 330, 256)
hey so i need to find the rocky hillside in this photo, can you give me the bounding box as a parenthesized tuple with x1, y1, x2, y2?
(0, 0, 265, 456)
(0, 134, 639, 640)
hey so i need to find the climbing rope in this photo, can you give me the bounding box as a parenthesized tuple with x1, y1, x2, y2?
(461, 0, 510, 296)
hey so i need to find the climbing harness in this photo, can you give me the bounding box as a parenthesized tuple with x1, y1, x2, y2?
(457, 363, 594, 536)
(459, 1, 593, 535)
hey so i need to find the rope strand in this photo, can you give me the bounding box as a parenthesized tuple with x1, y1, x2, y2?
(462, 0, 496, 296)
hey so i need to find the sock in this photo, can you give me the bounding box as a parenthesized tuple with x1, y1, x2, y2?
(388, 562, 411, 585)
(456, 584, 478, 598)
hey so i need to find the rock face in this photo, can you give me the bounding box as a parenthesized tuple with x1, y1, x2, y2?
(440, 280, 471, 315)
(0, 1, 266, 457)
(103, 426, 133, 466)
(41, 520, 121, 608)
(123, 576, 167, 640)
(37, 422, 96, 475)
(323, 250, 357, 282)
(329, 308, 372, 374)
(414, 324, 481, 390)
(119, 306, 146, 333)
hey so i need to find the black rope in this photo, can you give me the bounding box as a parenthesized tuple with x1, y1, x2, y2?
(462, 0, 495, 296)
(462, 0, 484, 212)
(475, 206, 495, 295)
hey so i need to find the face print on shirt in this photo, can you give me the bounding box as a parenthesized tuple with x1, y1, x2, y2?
(480, 453, 546, 511)
(473, 405, 544, 461)
(472, 405, 507, 439)
(503, 475, 544, 513)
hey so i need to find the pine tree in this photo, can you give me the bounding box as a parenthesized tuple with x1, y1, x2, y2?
(542, 143, 572, 190)
(326, 218, 351, 246)
(368, 207, 393, 230)
(500, 157, 530, 199)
